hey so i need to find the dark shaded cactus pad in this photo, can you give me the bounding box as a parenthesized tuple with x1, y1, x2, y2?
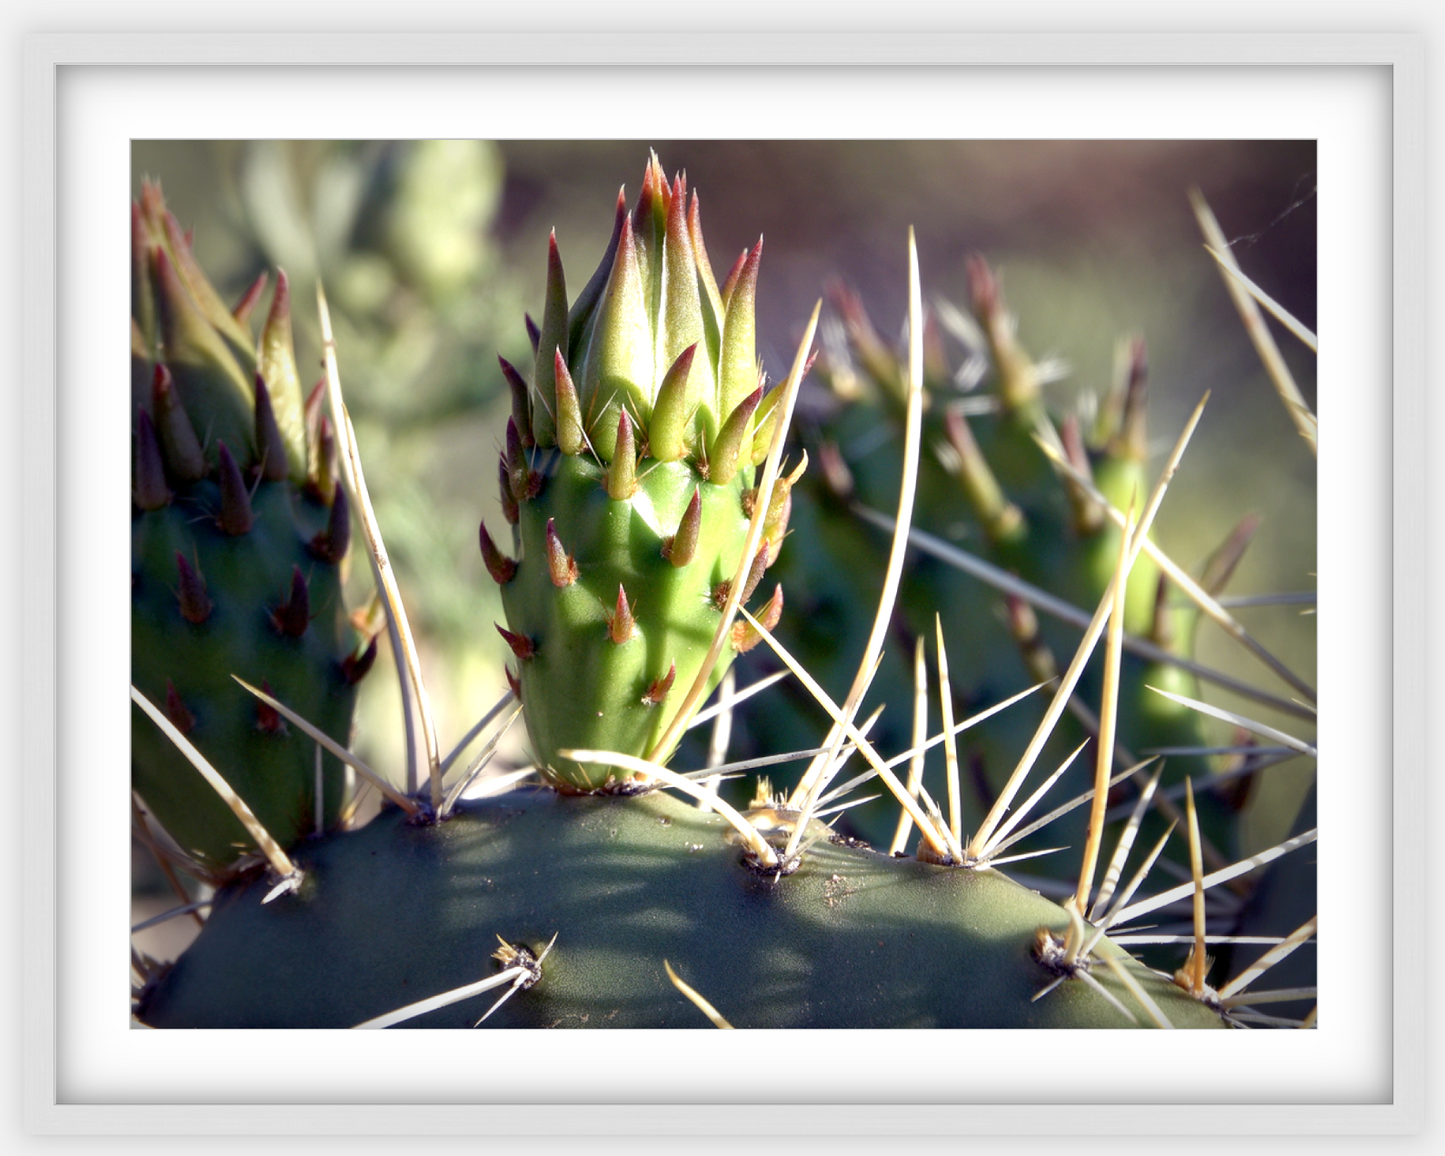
(130, 181, 372, 870)
(138, 788, 1226, 1029)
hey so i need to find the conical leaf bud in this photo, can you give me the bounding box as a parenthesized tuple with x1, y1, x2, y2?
(1059, 414, 1104, 536)
(1107, 336, 1150, 463)
(650, 343, 699, 463)
(568, 187, 628, 357)
(505, 416, 541, 501)
(732, 584, 783, 653)
(530, 231, 567, 448)
(498, 356, 535, 449)
(498, 457, 519, 525)
(642, 661, 677, 707)
(544, 519, 578, 587)
(175, 552, 212, 625)
(606, 408, 638, 500)
(718, 239, 762, 426)
(273, 565, 311, 638)
(315, 415, 341, 506)
(687, 191, 725, 323)
(552, 350, 584, 456)
(252, 375, 291, 483)
(968, 254, 1039, 412)
(707, 385, 762, 487)
(310, 483, 351, 564)
(215, 441, 255, 536)
(942, 409, 1025, 545)
(341, 636, 379, 685)
(152, 245, 254, 463)
(160, 209, 254, 360)
(151, 364, 205, 483)
(740, 546, 769, 604)
(257, 269, 308, 481)
(496, 623, 535, 661)
(609, 585, 636, 645)
(578, 214, 653, 459)
(133, 407, 171, 510)
(131, 201, 158, 351)
(231, 270, 269, 325)
(303, 378, 326, 483)
(719, 249, 749, 311)
(479, 519, 518, 585)
(661, 487, 702, 567)
(660, 174, 705, 381)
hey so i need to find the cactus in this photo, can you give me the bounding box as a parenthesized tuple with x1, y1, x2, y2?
(131, 152, 1316, 1032)
(130, 182, 373, 873)
(757, 259, 1309, 884)
(481, 155, 796, 792)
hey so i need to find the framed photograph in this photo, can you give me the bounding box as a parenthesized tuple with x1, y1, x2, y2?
(21, 28, 1421, 1140)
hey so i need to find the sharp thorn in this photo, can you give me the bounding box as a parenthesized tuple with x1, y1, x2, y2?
(479, 519, 518, 584)
(496, 623, 536, 660)
(273, 565, 311, 638)
(662, 487, 701, 567)
(175, 552, 212, 625)
(544, 518, 578, 587)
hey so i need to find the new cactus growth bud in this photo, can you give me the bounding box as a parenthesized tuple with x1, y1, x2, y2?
(489, 155, 805, 790)
(131, 182, 367, 871)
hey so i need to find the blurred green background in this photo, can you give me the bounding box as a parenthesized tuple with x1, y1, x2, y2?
(131, 139, 1316, 957)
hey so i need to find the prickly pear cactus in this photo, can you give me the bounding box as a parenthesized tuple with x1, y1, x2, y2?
(130, 182, 373, 871)
(481, 156, 792, 791)
(138, 788, 1226, 1029)
(765, 262, 1236, 862)
(132, 153, 1313, 1035)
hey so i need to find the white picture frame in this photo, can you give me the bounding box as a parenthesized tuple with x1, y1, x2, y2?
(18, 27, 1424, 1143)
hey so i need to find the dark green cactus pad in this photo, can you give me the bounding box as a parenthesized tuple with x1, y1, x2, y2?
(131, 484, 360, 865)
(130, 181, 370, 870)
(138, 788, 1226, 1029)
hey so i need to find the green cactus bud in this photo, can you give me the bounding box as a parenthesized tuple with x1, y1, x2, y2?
(131, 184, 366, 872)
(491, 157, 804, 791)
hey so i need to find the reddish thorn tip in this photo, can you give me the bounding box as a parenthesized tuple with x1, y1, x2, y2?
(642, 661, 677, 706)
(496, 623, 535, 661)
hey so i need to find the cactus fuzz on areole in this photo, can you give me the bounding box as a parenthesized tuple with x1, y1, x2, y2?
(482, 155, 806, 792)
